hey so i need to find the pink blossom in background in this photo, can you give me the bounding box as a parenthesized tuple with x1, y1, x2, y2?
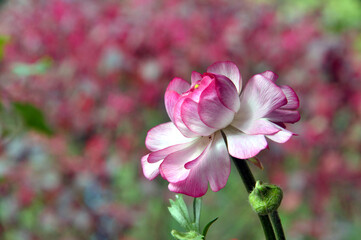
(142, 61, 300, 197)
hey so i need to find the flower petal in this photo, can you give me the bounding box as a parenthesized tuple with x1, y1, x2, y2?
(260, 70, 278, 82)
(266, 109, 300, 123)
(232, 118, 281, 135)
(164, 90, 180, 122)
(148, 140, 197, 163)
(168, 131, 230, 197)
(160, 137, 210, 183)
(173, 97, 201, 137)
(279, 85, 300, 110)
(167, 77, 190, 94)
(198, 81, 235, 129)
(207, 61, 242, 93)
(266, 128, 294, 143)
(191, 71, 202, 84)
(215, 75, 240, 112)
(141, 154, 162, 180)
(239, 73, 287, 118)
(223, 126, 268, 159)
(145, 122, 196, 151)
(181, 98, 217, 136)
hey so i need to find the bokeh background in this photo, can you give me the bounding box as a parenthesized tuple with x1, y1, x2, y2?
(0, 0, 361, 239)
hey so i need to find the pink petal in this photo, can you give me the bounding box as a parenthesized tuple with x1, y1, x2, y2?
(145, 122, 196, 151)
(164, 90, 180, 122)
(223, 126, 268, 159)
(148, 140, 197, 163)
(181, 98, 217, 136)
(232, 118, 281, 135)
(266, 128, 294, 143)
(198, 81, 235, 129)
(141, 154, 162, 180)
(160, 137, 211, 183)
(266, 109, 300, 123)
(168, 132, 230, 197)
(260, 70, 278, 82)
(279, 85, 300, 110)
(207, 61, 242, 93)
(239, 73, 287, 119)
(168, 174, 208, 198)
(173, 97, 201, 138)
(167, 77, 190, 94)
(215, 75, 240, 112)
(191, 71, 202, 84)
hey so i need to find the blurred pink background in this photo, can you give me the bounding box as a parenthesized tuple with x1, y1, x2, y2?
(0, 0, 360, 239)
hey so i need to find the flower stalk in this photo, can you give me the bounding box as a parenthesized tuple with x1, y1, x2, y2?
(231, 156, 276, 240)
(270, 211, 286, 240)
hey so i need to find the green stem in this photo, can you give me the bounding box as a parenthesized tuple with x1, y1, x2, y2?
(270, 211, 286, 240)
(232, 156, 276, 240)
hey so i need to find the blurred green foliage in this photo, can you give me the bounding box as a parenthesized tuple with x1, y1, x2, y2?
(11, 57, 53, 77)
(0, 35, 9, 60)
(280, 0, 361, 32)
(13, 102, 53, 135)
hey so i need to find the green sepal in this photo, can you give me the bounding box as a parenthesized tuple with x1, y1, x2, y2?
(171, 230, 203, 240)
(168, 195, 193, 231)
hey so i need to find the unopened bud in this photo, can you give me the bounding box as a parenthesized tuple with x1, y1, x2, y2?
(249, 181, 283, 215)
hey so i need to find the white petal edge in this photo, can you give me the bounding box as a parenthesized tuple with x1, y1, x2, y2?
(207, 61, 242, 94)
(141, 154, 162, 180)
(145, 122, 196, 151)
(223, 126, 268, 159)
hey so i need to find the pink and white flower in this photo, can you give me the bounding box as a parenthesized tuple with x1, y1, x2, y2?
(141, 61, 300, 197)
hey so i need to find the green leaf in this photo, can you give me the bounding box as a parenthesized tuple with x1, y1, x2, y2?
(202, 217, 218, 240)
(11, 57, 53, 76)
(13, 102, 53, 135)
(168, 195, 193, 231)
(171, 230, 203, 240)
(193, 198, 202, 232)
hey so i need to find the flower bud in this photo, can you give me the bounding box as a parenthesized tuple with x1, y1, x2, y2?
(249, 181, 283, 215)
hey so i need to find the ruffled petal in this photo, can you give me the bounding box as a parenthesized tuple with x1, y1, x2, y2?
(266, 109, 300, 123)
(191, 71, 202, 84)
(215, 75, 240, 112)
(160, 137, 210, 183)
(223, 126, 268, 159)
(207, 61, 242, 93)
(181, 98, 217, 136)
(166, 77, 190, 94)
(239, 73, 287, 119)
(141, 154, 162, 180)
(266, 128, 294, 143)
(145, 122, 196, 151)
(168, 131, 230, 197)
(260, 70, 278, 82)
(198, 81, 235, 129)
(173, 97, 201, 138)
(164, 90, 180, 122)
(279, 85, 300, 110)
